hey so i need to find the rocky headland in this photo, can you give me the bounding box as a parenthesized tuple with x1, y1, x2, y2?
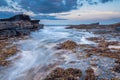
(0, 14, 44, 40)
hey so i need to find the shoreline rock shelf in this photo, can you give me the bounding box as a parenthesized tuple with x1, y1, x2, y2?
(0, 14, 44, 39)
(66, 22, 120, 31)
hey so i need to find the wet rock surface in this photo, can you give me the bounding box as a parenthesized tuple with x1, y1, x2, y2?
(56, 40, 78, 51)
(84, 68, 96, 80)
(0, 39, 19, 66)
(44, 67, 82, 80)
(44, 67, 98, 80)
(62, 23, 120, 79)
(0, 23, 120, 80)
(28, 23, 120, 80)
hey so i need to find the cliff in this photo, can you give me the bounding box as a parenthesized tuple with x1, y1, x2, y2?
(0, 14, 44, 39)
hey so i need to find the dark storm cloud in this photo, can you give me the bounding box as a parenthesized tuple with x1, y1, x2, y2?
(18, 0, 77, 13)
(18, 0, 114, 13)
(86, 0, 113, 5)
(0, 0, 115, 20)
(0, 0, 114, 14)
(100, 0, 113, 3)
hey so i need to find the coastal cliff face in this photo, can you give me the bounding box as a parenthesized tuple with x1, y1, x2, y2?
(0, 14, 44, 39)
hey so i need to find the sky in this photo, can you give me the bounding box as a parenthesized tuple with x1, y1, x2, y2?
(0, 0, 120, 25)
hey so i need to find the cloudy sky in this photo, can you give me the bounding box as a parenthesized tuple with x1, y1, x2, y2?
(0, 0, 120, 25)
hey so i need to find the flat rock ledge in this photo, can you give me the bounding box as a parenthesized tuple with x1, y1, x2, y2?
(0, 14, 44, 39)
(66, 22, 120, 32)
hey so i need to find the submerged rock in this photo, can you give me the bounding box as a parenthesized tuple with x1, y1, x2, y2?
(0, 14, 44, 39)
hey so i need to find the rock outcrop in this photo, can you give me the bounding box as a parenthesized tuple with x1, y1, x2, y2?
(0, 14, 44, 39)
(66, 22, 120, 30)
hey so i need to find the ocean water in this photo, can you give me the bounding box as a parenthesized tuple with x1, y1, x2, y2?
(0, 26, 117, 80)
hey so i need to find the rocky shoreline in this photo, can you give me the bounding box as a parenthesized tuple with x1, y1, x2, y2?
(0, 17, 120, 79)
(66, 22, 120, 31)
(44, 23, 120, 80)
(0, 14, 44, 66)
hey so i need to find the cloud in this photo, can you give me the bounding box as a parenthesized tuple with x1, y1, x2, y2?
(0, 0, 8, 6)
(0, 11, 20, 18)
(17, 0, 114, 13)
(0, 0, 115, 14)
(100, 0, 113, 3)
(33, 15, 67, 20)
(18, 0, 77, 13)
(0, 0, 117, 20)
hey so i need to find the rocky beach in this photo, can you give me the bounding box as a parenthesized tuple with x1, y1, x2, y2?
(0, 14, 43, 66)
(0, 0, 120, 79)
(0, 15, 120, 79)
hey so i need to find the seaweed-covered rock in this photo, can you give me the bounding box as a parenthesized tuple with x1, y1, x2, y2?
(85, 68, 96, 80)
(44, 67, 82, 80)
(0, 42, 18, 66)
(56, 40, 78, 50)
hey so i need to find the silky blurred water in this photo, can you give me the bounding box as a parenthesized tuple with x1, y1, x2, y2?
(0, 26, 117, 80)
